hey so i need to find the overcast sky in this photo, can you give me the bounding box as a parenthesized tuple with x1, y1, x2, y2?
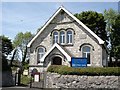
(2, 2, 119, 41)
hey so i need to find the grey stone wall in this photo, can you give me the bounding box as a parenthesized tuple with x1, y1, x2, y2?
(46, 73, 119, 89)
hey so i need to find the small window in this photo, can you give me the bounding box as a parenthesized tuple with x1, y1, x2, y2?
(60, 31, 65, 44)
(38, 47, 45, 63)
(67, 30, 73, 44)
(53, 31, 58, 44)
(82, 46, 91, 64)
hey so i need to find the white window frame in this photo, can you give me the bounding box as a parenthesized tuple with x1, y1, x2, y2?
(38, 47, 45, 63)
(60, 30, 65, 44)
(67, 29, 73, 44)
(82, 45, 91, 66)
(53, 31, 59, 44)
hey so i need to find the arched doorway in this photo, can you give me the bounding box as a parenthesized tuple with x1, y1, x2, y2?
(52, 56, 62, 65)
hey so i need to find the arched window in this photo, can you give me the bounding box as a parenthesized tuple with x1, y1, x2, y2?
(38, 47, 45, 63)
(82, 46, 91, 64)
(67, 30, 73, 44)
(31, 68, 38, 76)
(60, 31, 65, 44)
(53, 31, 58, 44)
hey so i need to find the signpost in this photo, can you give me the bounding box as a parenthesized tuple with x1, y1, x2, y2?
(34, 73, 40, 82)
(71, 57, 87, 68)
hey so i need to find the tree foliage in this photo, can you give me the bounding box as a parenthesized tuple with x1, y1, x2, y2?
(1, 35, 13, 56)
(2, 53, 11, 71)
(104, 8, 118, 32)
(0, 35, 12, 71)
(111, 14, 120, 61)
(74, 11, 108, 43)
(13, 32, 33, 48)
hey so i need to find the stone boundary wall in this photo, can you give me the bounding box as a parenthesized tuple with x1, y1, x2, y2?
(46, 73, 119, 89)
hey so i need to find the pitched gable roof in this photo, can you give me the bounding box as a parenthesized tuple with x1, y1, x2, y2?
(27, 6, 104, 47)
(40, 43, 71, 62)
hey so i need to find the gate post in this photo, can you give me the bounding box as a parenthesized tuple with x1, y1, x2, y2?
(43, 71, 47, 88)
(29, 74, 33, 88)
(15, 68, 21, 86)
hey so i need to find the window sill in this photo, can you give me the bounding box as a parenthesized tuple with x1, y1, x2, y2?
(38, 63, 43, 65)
(60, 43, 74, 46)
(87, 64, 91, 66)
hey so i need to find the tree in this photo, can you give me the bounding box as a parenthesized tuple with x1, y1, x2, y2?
(1, 35, 13, 57)
(111, 14, 120, 66)
(104, 8, 118, 48)
(74, 11, 108, 44)
(104, 8, 118, 65)
(2, 53, 11, 71)
(13, 32, 33, 68)
(1, 37, 11, 71)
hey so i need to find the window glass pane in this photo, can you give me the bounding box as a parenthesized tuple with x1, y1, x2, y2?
(38, 48, 44, 53)
(82, 53, 86, 58)
(70, 35, 72, 43)
(87, 53, 90, 64)
(40, 54, 44, 59)
(86, 47, 90, 52)
(67, 31, 72, 34)
(82, 46, 90, 52)
(67, 34, 69, 43)
(55, 36, 58, 43)
(53, 32, 58, 35)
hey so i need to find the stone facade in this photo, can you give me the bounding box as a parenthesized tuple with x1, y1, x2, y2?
(46, 73, 119, 89)
(28, 6, 108, 73)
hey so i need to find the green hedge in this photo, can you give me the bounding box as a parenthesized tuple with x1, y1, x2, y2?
(47, 65, 120, 76)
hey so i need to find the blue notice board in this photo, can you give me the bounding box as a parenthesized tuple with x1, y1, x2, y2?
(71, 57, 87, 67)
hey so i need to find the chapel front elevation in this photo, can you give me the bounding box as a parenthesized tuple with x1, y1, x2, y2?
(27, 6, 108, 73)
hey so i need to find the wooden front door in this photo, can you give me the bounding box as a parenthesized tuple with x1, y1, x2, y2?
(52, 57, 62, 65)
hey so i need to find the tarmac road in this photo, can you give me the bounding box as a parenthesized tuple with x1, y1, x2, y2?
(1, 86, 43, 90)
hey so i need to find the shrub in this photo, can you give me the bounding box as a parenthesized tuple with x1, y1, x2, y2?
(47, 65, 120, 76)
(21, 75, 31, 85)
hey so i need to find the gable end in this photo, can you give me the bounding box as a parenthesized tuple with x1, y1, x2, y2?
(27, 6, 104, 48)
